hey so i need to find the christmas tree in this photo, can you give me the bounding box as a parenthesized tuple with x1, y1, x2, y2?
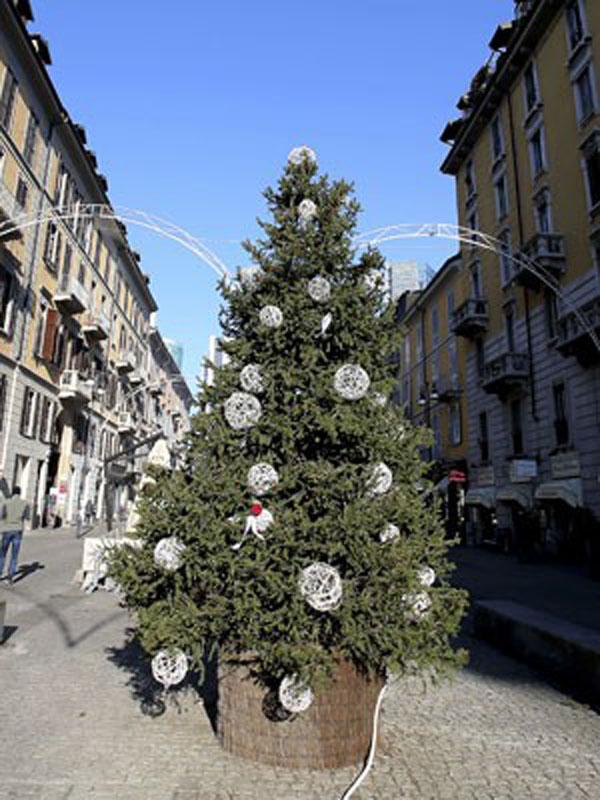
(108, 146, 467, 706)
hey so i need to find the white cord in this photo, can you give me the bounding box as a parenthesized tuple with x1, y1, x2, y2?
(339, 675, 389, 800)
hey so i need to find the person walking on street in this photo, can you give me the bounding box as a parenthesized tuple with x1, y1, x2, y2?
(0, 487, 31, 586)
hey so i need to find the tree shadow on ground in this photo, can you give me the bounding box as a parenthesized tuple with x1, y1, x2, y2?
(105, 629, 219, 730)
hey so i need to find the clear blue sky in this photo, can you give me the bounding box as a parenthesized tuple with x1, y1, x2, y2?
(32, 0, 513, 390)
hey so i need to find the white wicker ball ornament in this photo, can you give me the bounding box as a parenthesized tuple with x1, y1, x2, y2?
(367, 462, 393, 496)
(279, 675, 314, 713)
(153, 537, 186, 572)
(333, 364, 370, 400)
(418, 566, 436, 587)
(307, 275, 331, 303)
(298, 199, 318, 227)
(299, 563, 343, 612)
(247, 463, 279, 496)
(380, 524, 399, 543)
(259, 305, 283, 329)
(151, 648, 188, 688)
(288, 145, 317, 167)
(403, 591, 432, 623)
(240, 364, 264, 394)
(224, 392, 262, 430)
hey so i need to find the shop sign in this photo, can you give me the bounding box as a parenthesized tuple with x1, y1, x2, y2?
(477, 466, 495, 487)
(509, 459, 538, 483)
(449, 469, 467, 483)
(551, 452, 580, 479)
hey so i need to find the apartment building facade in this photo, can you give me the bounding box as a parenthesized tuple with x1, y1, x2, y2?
(440, 0, 600, 565)
(395, 254, 468, 538)
(0, 0, 192, 526)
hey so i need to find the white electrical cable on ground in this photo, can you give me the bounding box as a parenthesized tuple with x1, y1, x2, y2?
(339, 674, 389, 800)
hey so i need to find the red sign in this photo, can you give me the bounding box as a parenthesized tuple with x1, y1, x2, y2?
(449, 470, 467, 483)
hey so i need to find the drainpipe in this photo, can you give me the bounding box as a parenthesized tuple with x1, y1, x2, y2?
(507, 90, 538, 422)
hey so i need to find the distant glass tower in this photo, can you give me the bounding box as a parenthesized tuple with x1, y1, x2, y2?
(164, 338, 183, 370)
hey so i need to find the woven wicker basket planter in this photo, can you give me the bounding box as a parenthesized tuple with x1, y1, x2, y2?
(217, 655, 384, 769)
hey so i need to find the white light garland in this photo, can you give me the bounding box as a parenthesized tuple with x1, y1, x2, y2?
(288, 145, 317, 167)
(153, 537, 186, 571)
(403, 591, 432, 623)
(299, 563, 343, 612)
(259, 305, 283, 328)
(298, 199, 318, 228)
(278, 675, 314, 713)
(307, 275, 331, 303)
(224, 392, 262, 430)
(240, 364, 264, 394)
(380, 524, 399, 543)
(334, 364, 370, 400)
(418, 566, 436, 587)
(319, 312, 333, 336)
(247, 463, 279, 496)
(367, 462, 393, 497)
(151, 648, 188, 688)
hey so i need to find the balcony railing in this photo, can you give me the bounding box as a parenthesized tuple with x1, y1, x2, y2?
(556, 295, 600, 367)
(81, 309, 110, 341)
(436, 373, 462, 403)
(116, 352, 137, 374)
(481, 351, 530, 396)
(516, 233, 566, 289)
(128, 369, 144, 386)
(451, 298, 489, 338)
(118, 411, 135, 433)
(54, 274, 89, 315)
(58, 370, 92, 405)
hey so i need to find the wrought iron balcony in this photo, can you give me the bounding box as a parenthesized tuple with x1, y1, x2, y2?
(58, 370, 92, 405)
(115, 352, 137, 374)
(436, 374, 463, 403)
(118, 411, 135, 434)
(128, 369, 144, 386)
(81, 310, 110, 341)
(556, 295, 600, 366)
(451, 298, 489, 338)
(481, 351, 530, 396)
(149, 381, 162, 396)
(54, 274, 89, 314)
(515, 233, 566, 290)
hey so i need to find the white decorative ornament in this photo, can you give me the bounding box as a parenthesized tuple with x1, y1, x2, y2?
(418, 566, 436, 587)
(333, 364, 370, 400)
(279, 675, 314, 713)
(240, 364, 264, 394)
(231, 504, 274, 551)
(224, 392, 262, 430)
(288, 146, 317, 167)
(151, 648, 188, 688)
(403, 591, 432, 623)
(298, 199, 318, 228)
(299, 563, 343, 612)
(247, 463, 279, 496)
(153, 537, 186, 572)
(307, 275, 331, 303)
(367, 462, 393, 497)
(259, 305, 283, 329)
(319, 312, 333, 336)
(239, 267, 261, 290)
(380, 524, 399, 543)
(372, 392, 387, 407)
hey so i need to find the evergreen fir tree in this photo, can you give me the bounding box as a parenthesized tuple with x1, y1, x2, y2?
(108, 147, 467, 699)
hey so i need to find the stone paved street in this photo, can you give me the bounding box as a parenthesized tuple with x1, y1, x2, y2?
(1, 531, 599, 800)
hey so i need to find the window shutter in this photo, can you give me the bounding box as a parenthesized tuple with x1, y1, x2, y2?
(0, 375, 6, 432)
(31, 392, 40, 438)
(20, 388, 31, 435)
(41, 308, 59, 361)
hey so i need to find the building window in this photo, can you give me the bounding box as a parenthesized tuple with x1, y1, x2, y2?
(566, 0, 587, 52)
(524, 62, 540, 113)
(63, 243, 72, 276)
(491, 115, 505, 162)
(94, 232, 103, 268)
(553, 382, 570, 446)
(499, 229, 512, 286)
(0, 67, 18, 132)
(449, 337, 458, 384)
(431, 412, 441, 459)
(510, 399, 524, 455)
(494, 173, 509, 220)
(476, 338, 485, 379)
(534, 189, 552, 233)
(15, 177, 29, 210)
(20, 388, 39, 439)
(0, 374, 7, 432)
(479, 411, 489, 462)
(449, 403, 461, 446)
(528, 127, 546, 178)
(0, 264, 15, 335)
(581, 133, 600, 210)
(470, 261, 483, 298)
(43, 222, 61, 270)
(446, 288, 455, 322)
(23, 111, 38, 167)
(545, 290, 559, 340)
(573, 63, 596, 124)
(464, 160, 476, 200)
(505, 307, 516, 351)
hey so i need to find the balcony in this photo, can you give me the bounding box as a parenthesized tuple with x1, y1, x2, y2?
(149, 381, 162, 397)
(556, 295, 600, 366)
(436, 374, 462, 403)
(0, 207, 23, 243)
(115, 352, 136, 374)
(128, 369, 144, 387)
(452, 298, 489, 338)
(81, 310, 110, 341)
(59, 370, 92, 405)
(54, 274, 89, 315)
(481, 351, 530, 396)
(515, 233, 566, 290)
(118, 412, 135, 434)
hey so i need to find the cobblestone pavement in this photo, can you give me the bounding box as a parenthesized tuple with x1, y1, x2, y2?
(1, 531, 599, 800)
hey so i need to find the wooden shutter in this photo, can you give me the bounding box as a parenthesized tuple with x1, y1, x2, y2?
(41, 309, 59, 361)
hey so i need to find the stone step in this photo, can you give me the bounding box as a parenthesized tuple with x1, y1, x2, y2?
(473, 599, 600, 707)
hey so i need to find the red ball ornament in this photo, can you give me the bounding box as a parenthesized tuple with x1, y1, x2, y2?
(250, 503, 263, 516)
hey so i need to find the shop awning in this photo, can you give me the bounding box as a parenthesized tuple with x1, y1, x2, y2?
(497, 486, 532, 509)
(465, 488, 496, 509)
(434, 476, 449, 495)
(535, 479, 583, 508)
